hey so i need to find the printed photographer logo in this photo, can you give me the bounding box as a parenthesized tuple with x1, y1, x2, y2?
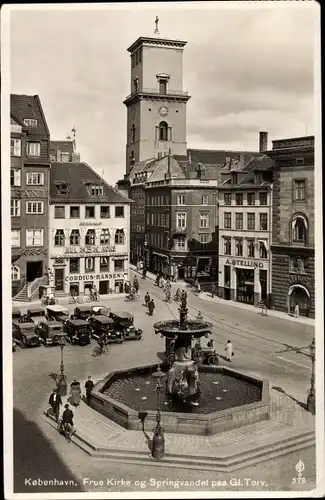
(292, 460, 306, 484)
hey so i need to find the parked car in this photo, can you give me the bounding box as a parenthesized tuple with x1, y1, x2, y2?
(26, 307, 46, 325)
(12, 307, 22, 322)
(46, 305, 69, 323)
(91, 305, 110, 317)
(122, 324, 143, 341)
(88, 315, 123, 344)
(12, 321, 41, 348)
(64, 319, 91, 346)
(192, 344, 219, 366)
(35, 320, 65, 346)
(109, 311, 142, 340)
(72, 305, 93, 321)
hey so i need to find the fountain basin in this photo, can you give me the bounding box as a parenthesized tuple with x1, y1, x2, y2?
(89, 364, 269, 436)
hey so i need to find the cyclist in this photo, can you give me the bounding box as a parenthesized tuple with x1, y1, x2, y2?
(60, 403, 74, 436)
(98, 332, 106, 354)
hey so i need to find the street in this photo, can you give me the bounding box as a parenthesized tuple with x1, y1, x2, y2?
(12, 276, 315, 493)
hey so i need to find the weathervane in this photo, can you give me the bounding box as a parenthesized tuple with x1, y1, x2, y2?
(154, 16, 160, 35)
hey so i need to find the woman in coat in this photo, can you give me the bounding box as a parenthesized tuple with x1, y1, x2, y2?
(70, 379, 81, 406)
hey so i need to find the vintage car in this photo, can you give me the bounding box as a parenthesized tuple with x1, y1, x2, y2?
(35, 320, 66, 346)
(46, 305, 69, 323)
(63, 319, 91, 346)
(91, 305, 110, 317)
(26, 307, 46, 325)
(109, 311, 142, 340)
(88, 315, 123, 344)
(72, 305, 93, 321)
(192, 344, 219, 366)
(12, 321, 41, 348)
(12, 307, 22, 322)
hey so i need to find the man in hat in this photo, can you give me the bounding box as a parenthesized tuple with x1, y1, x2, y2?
(47, 388, 62, 422)
(85, 376, 94, 405)
(61, 403, 74, 434)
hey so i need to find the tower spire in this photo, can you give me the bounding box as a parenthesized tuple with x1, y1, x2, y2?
(154, 15, 160, 35)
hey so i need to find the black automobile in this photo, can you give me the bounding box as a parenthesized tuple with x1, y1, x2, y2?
(35, 320, 66, 346)
(91, 305, 110, 317)
(109, 311, 142, 341)
(72, 306, 93, 321)
(12, 321, 41, 348)
(45, 305, 69, 324)
(88, 315, 123, 344)
(26, 307, 46, 325)
(64, 319, 91, 346)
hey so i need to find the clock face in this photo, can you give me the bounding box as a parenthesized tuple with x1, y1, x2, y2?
(159, 106, 169, 117)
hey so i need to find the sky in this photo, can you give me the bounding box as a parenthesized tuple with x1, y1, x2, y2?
(8, 2, 317, 185)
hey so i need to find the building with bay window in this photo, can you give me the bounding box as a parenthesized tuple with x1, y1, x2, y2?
(49, 162, 131, 296)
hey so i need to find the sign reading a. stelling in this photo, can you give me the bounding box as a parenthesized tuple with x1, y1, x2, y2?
(64, 245, 116, 254)
(65, 272, 127, 282)
(225, 258, 264, 269)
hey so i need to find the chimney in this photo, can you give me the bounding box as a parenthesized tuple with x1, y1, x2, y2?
(259, 131, 268, 152)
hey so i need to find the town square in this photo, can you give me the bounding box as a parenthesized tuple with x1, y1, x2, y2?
(3, 2, 322, 498)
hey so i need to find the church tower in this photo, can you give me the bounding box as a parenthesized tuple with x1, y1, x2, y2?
(123, 18, 191, 174)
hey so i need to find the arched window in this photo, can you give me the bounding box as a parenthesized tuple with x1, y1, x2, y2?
(70, 229, 80, 245)
(54, 229, 65, 246)
(291, 214, 308, 243)
(115, 229, 125, 245)
(85, 229, 96, 246)
(158, 121, 168, 141)
(11, 265, 20, 280)
(131, 124, 136, 143)
(100, 229, 110, 245)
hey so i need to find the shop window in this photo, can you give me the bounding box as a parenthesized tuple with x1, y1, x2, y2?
(85, 257, 95, 272)
(85, 229, 96, 245)
(291, 214, 308, 243)
(11, 265, 20, 280)
(247, 193, 255, 206)
(224, 193, 232, 205)
(114, 259, 124, 272)
(115, 206, 124, 218)
(247, 213, 255, 230)
(224, 237, 231, 255)
(100, 206, 110, 218)
(235, 239, 243, 257)
(115, 229, 125, 245)
(224, 212, 232, 229)
(235, 213, 243, 229)
(69, 258, 80, 273)
(54, 229, 65, 246)
(85, 206, 95, 218)
(100, 257, 109, 272)
(70, 206, 80, 218)
(259, 213, 268, 230)
(70, 229, 80, 245)
(70, 283, 79, 296)
(54, 206, 65, 218)
(100, 229, 110, 244)
(259, 192, 268, 205)
(247, 240, 255, 257)
(235, 193, 243, 205)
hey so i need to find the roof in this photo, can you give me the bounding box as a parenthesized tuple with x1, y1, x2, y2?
(50, 140, 74, 154)
(187, 149, 258, 166)
(46, 305, 69, 313)
(68, 319, 89, 326)
(242, 155, 274, 172)
(110, 311, 133, 319)
(50, 162, 132, 204)
(127, 36, 187, 53)
(92, 315, 114, 323)
(218, 155, 274, 189)
(10, 94, 50, 137)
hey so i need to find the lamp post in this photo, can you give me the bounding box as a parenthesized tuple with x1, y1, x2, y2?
(307, 337, 315, 415)
(151, 365, 166, 460)
(57, 334, 67, 396)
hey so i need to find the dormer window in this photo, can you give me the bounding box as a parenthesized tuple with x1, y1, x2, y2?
(91, 185, 104, 196)
(56, 182, 69, 194)
(24, 118, 37, 127)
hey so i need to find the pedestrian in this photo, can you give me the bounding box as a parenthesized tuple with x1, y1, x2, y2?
(196, 311, 203, 321)
(260, 300, 268, 316)
(93, 285, 98, 300)
(70, 379, 81, 406)
(144, 292, 150, 307)
(47, 388, 62, 422)
(211, 283, 216, 298)
(225, 340, 233, 362)
(294, 303, 300, 318)
(85, 376, 94, 405)
(60, 403, 75, 434)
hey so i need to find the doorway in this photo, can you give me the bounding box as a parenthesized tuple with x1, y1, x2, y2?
(26, 261, 43, 283)
(99, 280, 109, 295)
(54, 268, 64, 291)
(259, 269, 268, 301)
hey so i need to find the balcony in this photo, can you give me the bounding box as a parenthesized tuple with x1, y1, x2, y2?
(172, 226, 187, 235)
(124, 88, 190, 103)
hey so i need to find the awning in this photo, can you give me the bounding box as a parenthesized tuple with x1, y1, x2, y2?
(257, 239, 269, 251)
(152, 252, 168, 259)
(288, 284, 310, 298)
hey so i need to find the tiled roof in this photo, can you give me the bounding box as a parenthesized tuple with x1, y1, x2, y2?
(50, 140, 74, 154)
(242, 155, 274, 172)
(50, 162, 132, 203)
(187, 149, 258, 166)
(10, 94, 50, 137)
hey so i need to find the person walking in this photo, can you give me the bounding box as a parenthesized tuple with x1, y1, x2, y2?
(47, 388, 62, 422)
(60, 403, 75, 435)
(70, 379, 81, 406)
(294, 303, 300, 318)
(144, 292, 150, 308)
(225, 340, 233, 362)
(211, 283, 216, 298)
(85, 376, 94, 405)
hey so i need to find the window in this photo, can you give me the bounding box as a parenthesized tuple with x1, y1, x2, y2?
(200, 213, 209, 228)
(26, 201, 44, 214)
(11, 169, 21, 186)
(259, 192, 268, 205)
(11, 265, 20, 280)
(26, 229, 43, 246)
(247, 193, 255, 206)
(292, 215, 307, 243)
(11, 230, 20, 247)
(85, 206, 95, 218)
(54, 229, 65, 246)
(146, 212, 150, 225)
(224, 237, 231, 255)
(224, 212, 232, 229)
(290, 256, 306, 273)
(235, 193, 243, 205)
(177, 236, 186, 251)
(224, 193, 232, 205)
(70, 206, 80, 218)
(11, 199, 20, 217)
(26, 172, 44, 185)
(235, 213, 243, 229)
(159, 80, 167, 94)
(115, 206, 124, 218)
(247, 213, 255, 230)
(85, 257, 95, 271)
(69, 258, 80, 273)
(293, 180, 306, 201)
(247, 240, 255, 257)
(158, 121, 168, 141)
(177, 195, 185, 205)
(91, 185, 104, 196)
(176, 213, 186, 229)
(115, 229, 125, 245)
(70, 229, 80, 245)
(85, 229, 96, 245)
(131, 124, 136, 142)
(100, 229, 110, 244)
(100, 257, 109, 271)
(114, 259, 124, 272)
(201, 195, 209, 205)
(259, 241, 268, 259)
(200, 234, 209, 244)
(60, 153, 70, 163)
(235, 238, 243, 257)
(24, 118, 37, 127)
(57, 182, 69, 195)
(54, 206, 65, 218)
(100, 206, 110, 218)
(259, 213, 268, 230)
(27, 142, 40, 157)
(11, 138, 21, 157)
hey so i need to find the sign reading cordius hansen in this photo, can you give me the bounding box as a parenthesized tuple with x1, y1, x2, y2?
(65, 272, 128, 282)
(64, 245, 116, 254)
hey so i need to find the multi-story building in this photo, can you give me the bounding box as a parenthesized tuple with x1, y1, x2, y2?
(267, 136, 315, 317)
(49, 162, 131, 296)
(50, 137, 80, 163)
(218, 153, 274, 305)
(11, 94, 51, 298)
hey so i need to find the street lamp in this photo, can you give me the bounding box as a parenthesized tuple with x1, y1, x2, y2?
(307, 337, 315, 415)
(56, 334, 67, 396)
(151, 365, 166, 460)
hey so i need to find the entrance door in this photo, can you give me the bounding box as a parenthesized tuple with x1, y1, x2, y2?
(26, 261, 43, 283)
(99, 280, 109, 295)
(259, 270, 268, 301)
(54, 268, 64, 291)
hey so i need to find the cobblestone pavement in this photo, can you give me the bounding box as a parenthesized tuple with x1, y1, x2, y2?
(11, 280, 317, 494)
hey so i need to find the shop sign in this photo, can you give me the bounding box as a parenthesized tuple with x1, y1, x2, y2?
(79, 222, 103, 226)
(16, 189, 48, 198)
(65, 272, 127, 282)
(64, 245, 116, 254)
(288, 273, 309, 285)
(22, 247, 48, 256)
(225, 258, 264, 269)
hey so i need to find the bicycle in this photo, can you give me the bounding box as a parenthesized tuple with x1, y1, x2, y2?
(57, 419, 74, 442)
(69, 295, 83, 304)
(86, 293, 100, 303)
(41, 297, 58, 306)
(92, 343, 110, 357)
